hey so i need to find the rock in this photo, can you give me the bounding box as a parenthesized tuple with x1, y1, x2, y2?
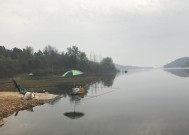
(0, 119, 5, 126)
(24, 92, 34, 100)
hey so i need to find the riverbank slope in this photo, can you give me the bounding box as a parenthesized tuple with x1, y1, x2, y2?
(0, 92, 59, 126)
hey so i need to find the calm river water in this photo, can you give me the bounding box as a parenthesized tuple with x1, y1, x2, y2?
(1, 69, 189, 135)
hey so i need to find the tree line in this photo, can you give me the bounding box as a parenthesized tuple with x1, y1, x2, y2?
(0, 45, 117, 77)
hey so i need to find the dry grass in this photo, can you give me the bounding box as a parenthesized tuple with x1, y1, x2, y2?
(0, 76, 100, 92)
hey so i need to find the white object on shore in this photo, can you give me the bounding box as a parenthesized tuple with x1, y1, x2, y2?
(24, 92, 35, 100)
(29, 73, 33, 76)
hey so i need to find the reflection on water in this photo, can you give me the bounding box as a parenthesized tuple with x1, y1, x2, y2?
(2, 69, 189, 135)
(64, 95, 85, 119)
(64, 112, 85, 119)
(47, 95, 64, 105)
(0, 74, 117, 127)
(33, 74, 117, 96)
(99, 74, 116, 87)
(164, 68, 189, 77)
(70, 93, 85, 100)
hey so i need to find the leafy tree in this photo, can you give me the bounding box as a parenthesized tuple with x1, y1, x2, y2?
(34, 50, 43, 57)
(11, 47, 23, 59)
(67, 46, 80, 58)
(0, 45, 117, 78)
(25, 46, 34, 55)
(0, 46, 7, 57)
(43, 45, 58, 56)
(100, 57, 116, 73)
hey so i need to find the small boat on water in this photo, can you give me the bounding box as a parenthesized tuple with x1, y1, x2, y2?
(71, 87, 85, 95)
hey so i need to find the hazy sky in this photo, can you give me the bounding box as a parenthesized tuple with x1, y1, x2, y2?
(0, 0, 189, 67)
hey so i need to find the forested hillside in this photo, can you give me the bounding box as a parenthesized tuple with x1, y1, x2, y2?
(164, 57, 189, 68)
(0, 45, 117, 77)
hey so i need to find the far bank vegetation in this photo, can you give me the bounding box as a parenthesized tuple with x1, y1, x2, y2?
(0, 45, 117, 78)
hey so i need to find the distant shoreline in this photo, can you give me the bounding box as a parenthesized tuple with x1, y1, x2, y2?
(163, 67, 189, 69)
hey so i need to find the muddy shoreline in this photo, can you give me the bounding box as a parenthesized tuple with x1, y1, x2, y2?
(0, 92, 59, 126)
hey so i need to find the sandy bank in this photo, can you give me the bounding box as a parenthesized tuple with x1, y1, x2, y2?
(0, 92, 61, 126)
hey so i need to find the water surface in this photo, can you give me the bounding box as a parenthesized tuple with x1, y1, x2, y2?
(1, 69, 189, 135)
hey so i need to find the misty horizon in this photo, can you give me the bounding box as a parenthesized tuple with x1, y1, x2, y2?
(1, 0, 189, 67)
(3, 45, 185, 68)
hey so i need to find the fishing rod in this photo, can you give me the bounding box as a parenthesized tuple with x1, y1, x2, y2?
(82, 89, 119, 101)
